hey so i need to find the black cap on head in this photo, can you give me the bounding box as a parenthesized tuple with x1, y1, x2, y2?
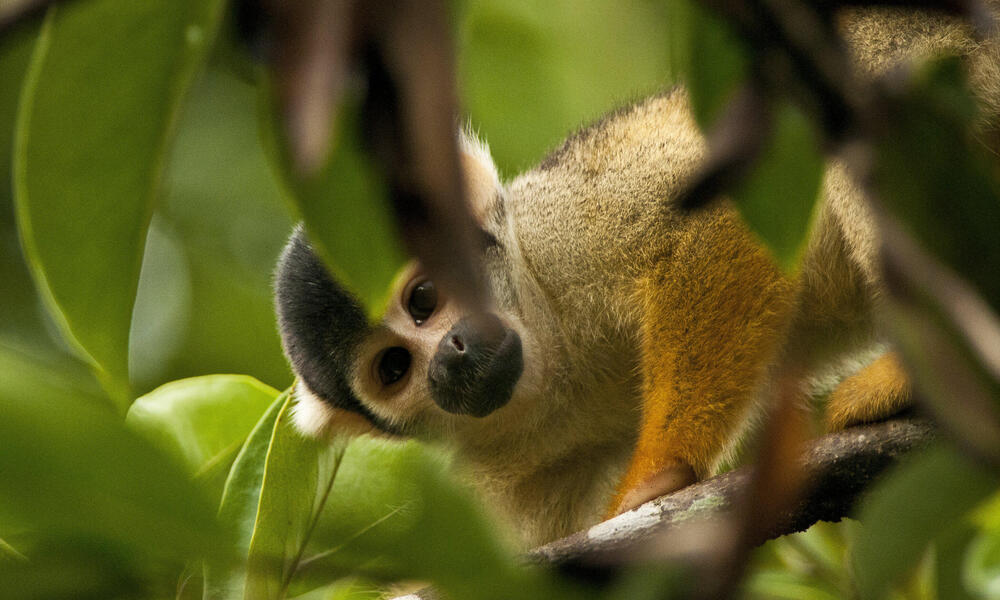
(274, 228, 393, 431)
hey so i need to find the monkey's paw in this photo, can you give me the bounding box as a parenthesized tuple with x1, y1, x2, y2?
(612, 462, 697, 515)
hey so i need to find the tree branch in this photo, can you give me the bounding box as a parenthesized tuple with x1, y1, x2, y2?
(393, 419, 934, 599)
(532, 419, 933, 565)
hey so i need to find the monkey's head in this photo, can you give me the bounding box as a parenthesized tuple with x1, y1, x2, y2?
(275, 134, 548, 441)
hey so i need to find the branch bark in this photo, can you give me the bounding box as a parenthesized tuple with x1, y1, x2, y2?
(393, 419, 934, 599)
(531, 419, 933, 566)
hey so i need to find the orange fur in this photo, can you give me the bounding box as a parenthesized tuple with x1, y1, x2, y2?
(609, 208, 797, 513)
(825, 352, 911, 431)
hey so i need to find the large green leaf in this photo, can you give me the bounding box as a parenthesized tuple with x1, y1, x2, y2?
(874, 58, 1000, 309)
(733, 103, 823, 274)
(129, 66, 294, 396)
(261, 89, 405, 318)
(665, 0, 747, 130)
(852, 443, 998, 599)
(227, 396, 585, 600)
(0, 358, 230, 581)
(126, 375, 279, 499)
(13, 0, 228, 407)
(0, 340, 105, 408)
(289, 438, 588, 600)
(457, 0, 672, 174)
(243, 395, 346, 600)
(204, 391, 287, 600)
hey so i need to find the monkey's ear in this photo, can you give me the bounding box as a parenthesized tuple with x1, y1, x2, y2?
(291, 380, 378, 438)
(459, 128, 502, 223)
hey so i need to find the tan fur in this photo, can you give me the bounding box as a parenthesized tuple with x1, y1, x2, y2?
(292, 8, 1000, 547)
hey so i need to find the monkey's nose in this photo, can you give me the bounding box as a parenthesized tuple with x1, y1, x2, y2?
(428, 313, 523, 417)
(436, 313, 506, 367)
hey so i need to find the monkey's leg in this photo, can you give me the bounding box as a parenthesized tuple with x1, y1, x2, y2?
(609, 211, 796, 515)
(825, 352, 910, 431)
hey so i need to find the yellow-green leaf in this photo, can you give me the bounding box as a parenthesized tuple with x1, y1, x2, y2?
(14, 0, 227, 407)
(733, 103, 823, 274)
(126, 375, 279, 499)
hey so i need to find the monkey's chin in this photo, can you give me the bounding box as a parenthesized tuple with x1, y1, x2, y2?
(428, 328, 523, 418)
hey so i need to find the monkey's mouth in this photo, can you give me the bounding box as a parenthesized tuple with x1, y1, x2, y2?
(427, 315, 524, 418)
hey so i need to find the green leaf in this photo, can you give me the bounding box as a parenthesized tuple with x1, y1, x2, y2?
(0, 19, 69, 363)
(260, 88, 405, 319)
(457, 0, 672, 173)
(14, 0, 228, 407)
(744, 570, 841, 600)
(733, 103, 823, 274)
(204, 391, 287, 600)
(934, 525, 977, 600)
(293, 437, 588, 600)
(0, 538, 145, 600)
(125, 375, 279, 496)
(666, 0, 747, 129)
(874, 57, 1000, 309)
(229, 396, 586, 600)
(0, 537, 26, 563)
(132, 66, 293, 396)
(852, 443, 999, 599)
(244, 395, 341, 600)
(965, 528, 1000, 599)
(0, 367, 230, 568)
(0, 340, 105, 408)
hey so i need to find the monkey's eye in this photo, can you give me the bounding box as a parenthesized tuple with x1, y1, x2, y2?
(378, 347, 411, 386)
(407, 280, 437, 324)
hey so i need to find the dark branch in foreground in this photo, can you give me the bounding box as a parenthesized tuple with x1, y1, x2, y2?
(394, 419, 934, 599)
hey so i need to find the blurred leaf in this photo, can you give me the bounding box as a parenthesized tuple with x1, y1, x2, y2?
(0, 537, 145, 600)
(733, 103, 822, 274)
(881, 217, 1000, 460)
(13, 0, 227, 407)
(0, 18, 68, 362)
(666, 0, 747, 130)
(605, 565, 689, 600)
(0, 340, 105, 407)
(935, 526, 977, 600)
(0, 537, 25, 562)
(204, 391, 287, 600)
(457, 0, 672, 173)
(261, 87, 404, 318)
(135, 66, 294, 396)
(853, 443, 998, 599)
(287, 576, 381, 600)
(874, 57, 1000, 309)
(744, 570, 841, 600)
(126, 375, 279, 499)
(965, 529, 1000, 599)
(0, 362, 230, 569)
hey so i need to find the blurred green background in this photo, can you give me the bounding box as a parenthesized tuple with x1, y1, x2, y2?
(1, 0, 675, 398)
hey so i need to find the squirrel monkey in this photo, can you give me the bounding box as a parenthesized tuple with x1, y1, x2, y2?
(275, 8, 1000, 546)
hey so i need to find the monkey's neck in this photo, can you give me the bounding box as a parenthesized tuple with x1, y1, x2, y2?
(459, 438, 632, 548)
(449, 374, 641, 547)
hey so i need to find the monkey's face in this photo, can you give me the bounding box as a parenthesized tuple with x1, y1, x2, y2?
(277, 132, 549, 441)
(349, 261, 526, 429)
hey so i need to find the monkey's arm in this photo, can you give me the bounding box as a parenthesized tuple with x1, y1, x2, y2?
(610, 208, 796, 514)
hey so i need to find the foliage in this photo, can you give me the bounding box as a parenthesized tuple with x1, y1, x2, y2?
(1, 0, 999, 599)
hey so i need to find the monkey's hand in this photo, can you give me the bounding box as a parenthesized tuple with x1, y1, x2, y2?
(609, 459, 697, 516)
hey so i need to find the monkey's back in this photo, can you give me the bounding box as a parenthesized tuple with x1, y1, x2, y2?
(505, 90, 705, 355)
